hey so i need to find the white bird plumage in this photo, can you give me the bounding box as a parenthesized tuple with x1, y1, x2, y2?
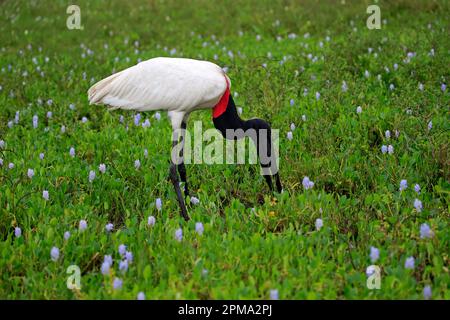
(88, 57, 229, 129)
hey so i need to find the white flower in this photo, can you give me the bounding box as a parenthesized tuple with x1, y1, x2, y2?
(315, 218, 323, 231)
(356, 106, 362, 114)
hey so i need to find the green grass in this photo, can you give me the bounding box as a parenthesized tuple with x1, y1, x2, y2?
(0, 0, 449, 299)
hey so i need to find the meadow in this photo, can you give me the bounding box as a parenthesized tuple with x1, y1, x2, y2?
(0, 0, 449, 299)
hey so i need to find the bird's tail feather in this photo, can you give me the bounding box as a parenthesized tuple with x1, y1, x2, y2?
(87, 71, 123, 105)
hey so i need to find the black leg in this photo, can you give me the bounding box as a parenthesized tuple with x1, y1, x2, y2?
(274, 173, 282, 193)
(178, 121, 189, 197)
(170, 141, 190, 221)
(264, 174, 274, 191)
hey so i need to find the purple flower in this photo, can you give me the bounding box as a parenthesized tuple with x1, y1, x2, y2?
(144, 149, 148, 158)
(427, 121, 432, 131)
(148, 216, 156, 226)
(137, 292, 146, 300)
(366, 265, 377, 276)
(69, 147, 75, 158)
(134, 159, 141, 170)
(8, 162, 15, 170)
(441, 83, 447, 92)
(156, 198, 162, 211)
(381, 145, 387, 154)
(142, 119, 151, 128)
(0, 159, 3, 166)
(423, 285, 432, 300)
(315, 92, 321, 100)
(315, 218, 323, 231)
(404, 256, 415, 269)
(118, 244, 127, 256)
(39, 153, 45, 160)
(195, 222, 204, 235)
(190, 196, 200, 205)
(414, 199, 423, 212)
(32, 115, 38, 128)
(47, 111, 52, 119)
(414, 184, 421, 194)
(119, 115, 124, 123)
(290, 123, 296, 131)
(64, 231, 71, 240)
(43, 190, 49, 201)
(0, 140, 4, 148)
(88, 170, 96, 183)
(119, 260, 128, 273)
(385, 130, 391, 139)
(341, 81, 348, 92)
(175, 228, 183, 242)
(14, 227, 22, 238)
(79, 219, 87, 231)
(134, 113, 141, 126)
(356, 106, 362, 114)
(270, 289, 279, 300)
(289, 99, 295, 106)
(399, 179, 408, 191)
(101, 261, 110, 275)
(125, 251, 133, 263)
(27, 168, 35, 179)
(154, 112, 161, 121)
(81, 116, 88, 123)
(104, 255, 113, 266)
(420, 223, 433, 239)
(287, 131, 293, 141)
(15, 111, 20, 123)
(50, 246, 60, 261)
(388, 145, 394, 154)
(99, 163, 106, 174)
(113, 278, 122, 290)
(61, 125, 66, 133)
(105, 223, 113, 232)
(370, 247, 379, 263)
(302, 176, 314, 190)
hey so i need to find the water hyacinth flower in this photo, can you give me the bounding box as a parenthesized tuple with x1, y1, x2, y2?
(341, 81, 348, 92)
(125, 251, 133, 263)
(137, 292, 146, 300)
(385, 130, 391, 139)
(43, 190, 49, 201)
(0, 140, 4, 148)
(290, 123, 296, 131)
(302, 176, 314, 190)
(302, 114, 307, 122)
(61, 125, 66, 133)
(419, 83, 424, 91)
(420, 223, 433, 239)
(81, 116, 88, 123)
(399, 179, 408, 191)
(381, 145, 388, 154)
(14, 227, 22, 238)
(190, 196, 200, 205)
(370, 247, 379, 263)
(156, 198, 162, 211)
(414, 184, 421, 194)
(175, 228, 183, 242)
(366, 265, 377, 277)
(32, 115, 38, 128)
(388, 145, 394, 154)
(427, 121, 432, 131)
(47, 111, 52, 119)
(142, 119, 151, 128)
(414, 199, 423, 212)
(104, 255, 113, 266)
(289, 98, 295, 106)
(441, 83, 447, 92)
(404, 256, 415, 270)
(105, 223, 113, 232)
(269, 289, 279, 300)
(148, 215, 156, 226)
(315, 218, 323, 231)
(27, 168, 35, 179)
(364, 70, 370, 78)
(286, 131, 293, 141)
(50, 246, 60, 261)
(134, 159, 141, 170)
(79, 219, 87, 231)
(101, 261, 110, 275)
(144, 149, 148, 158)
(134, 113, 141, 126)
(423, 285, 432, 300)
(69, 147, 75, 157)
(0, 159, 3, 166)
(39, 153, 45, 160)
(64, 231, 71, 240)
(119, 260, 128, 273)
(8, 121, 13, 128)
(356, 106, 362, 114)
(113, 278, 122, 290)
(99, 163, 106, 174)
(88, 170, 96, 183)
(119, 115, 124, 123)
(315, 92, 321, 100)
(154, 112, 161, 121)
(195, 222, 204, 235)
(9, 162, 15, 169)
(15, 111, 20, 123)
(118, 244, 127, 256)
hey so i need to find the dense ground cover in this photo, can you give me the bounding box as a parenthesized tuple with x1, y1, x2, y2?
(0, 0, 449, 299)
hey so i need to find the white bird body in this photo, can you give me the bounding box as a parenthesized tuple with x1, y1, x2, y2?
(88, 57, 230, 128)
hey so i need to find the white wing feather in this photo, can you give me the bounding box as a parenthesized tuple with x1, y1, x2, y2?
(88, 57, 229, 113)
